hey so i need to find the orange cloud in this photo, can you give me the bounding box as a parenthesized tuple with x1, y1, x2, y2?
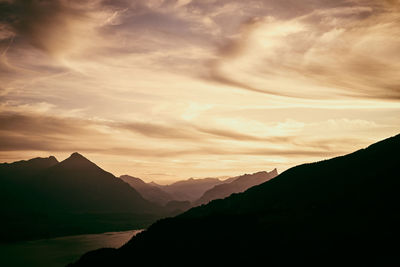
(0, 0, 399, 182)
(208, 1, 400, 100)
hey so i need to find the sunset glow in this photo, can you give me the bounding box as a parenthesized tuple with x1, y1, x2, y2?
(1, 0, 399, 183)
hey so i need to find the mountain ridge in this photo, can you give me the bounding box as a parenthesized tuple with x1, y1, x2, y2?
(70, 134, 400, 266)
(120, 175, 175, 206)
(194, 169, 278, 206)
(155, 177, 226, 202)
(0, 156, 59, 178)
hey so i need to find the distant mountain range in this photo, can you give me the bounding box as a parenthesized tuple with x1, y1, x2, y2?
(152, 177, 227, 202)
(120, 175, 174, 205)
(0, 152, 273, 242)
(120, 169, 278, 209)
(70, 134, 400, 266)
(194, 169, 278, 206)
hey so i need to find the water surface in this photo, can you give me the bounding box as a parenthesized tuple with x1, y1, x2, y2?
(0, 230, 141, 267)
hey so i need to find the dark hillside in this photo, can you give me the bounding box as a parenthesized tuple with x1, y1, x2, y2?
(71, 134, 400, 266)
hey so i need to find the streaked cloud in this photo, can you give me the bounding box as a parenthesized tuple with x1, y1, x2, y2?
(0, 0, 399, 182)
(209, 1, 400, 100)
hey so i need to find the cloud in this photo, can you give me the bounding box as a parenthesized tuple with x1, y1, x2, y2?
(0, 112, 91, 135)
(0, 111, 383, 158)
(0, 0, 120, 59)
(110, 119, 294, 142)
(117, 119, 298, 143)
(207, 0, 400, 101)
(0, 111, 107, 152)
(1, 0, 79, 55)
(194, 126, 293, 142)
(117, 121, 201, 140)
(0, 0, 399, 181)
(1, 112, 279, 154)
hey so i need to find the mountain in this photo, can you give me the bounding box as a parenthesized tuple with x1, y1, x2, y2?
(121, 171, 276, 211)
(70, 134, 400, 266)
(120, 175, 174, 205)
(31, 152, 161, 213)
(155, 177, 226, 202)
(194, 169, 278, 206)
(0, 153, 164, 242)
(1, 156, 60, 219)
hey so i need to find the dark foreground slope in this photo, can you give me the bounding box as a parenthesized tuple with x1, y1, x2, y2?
(0, 153, 163, 242)
(71, 134, 400, 266)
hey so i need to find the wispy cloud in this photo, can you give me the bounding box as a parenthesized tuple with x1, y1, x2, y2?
(0, 0, 399, 182)
(208, 1, 400, 100)
(1, 110, 394, 159)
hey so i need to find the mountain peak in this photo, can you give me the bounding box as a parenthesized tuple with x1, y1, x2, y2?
(70, 152, 86, 159)
(66, 152, 94, 163)
(59, 152, 99, 170)
(270, 168, 278, 175)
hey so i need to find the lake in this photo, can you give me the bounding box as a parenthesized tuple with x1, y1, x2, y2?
(0, 230, 142, 267)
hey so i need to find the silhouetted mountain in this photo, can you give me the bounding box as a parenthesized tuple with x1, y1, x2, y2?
(1, 156, 59, 215)
(194, 169, 278, 206)
(120, 175, 174, 205)
(1, 153, 164, 242)
(32, 153, 161, 213)
(155, 177, 225, 202)
(70, 134, 400, 266)
(121, 171, 277, 209)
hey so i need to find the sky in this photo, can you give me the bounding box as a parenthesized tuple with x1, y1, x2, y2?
(0, 0, 399, 183)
